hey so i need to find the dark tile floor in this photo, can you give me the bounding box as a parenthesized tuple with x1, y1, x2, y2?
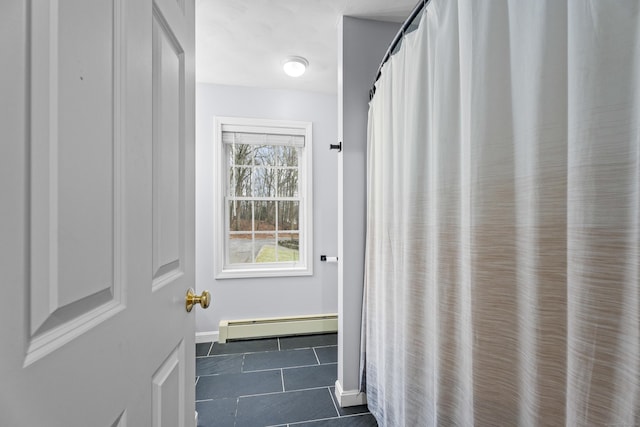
(195, 334, 377, 427)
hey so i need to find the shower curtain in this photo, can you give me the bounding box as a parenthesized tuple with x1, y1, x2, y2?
(363, 1, 640, 425)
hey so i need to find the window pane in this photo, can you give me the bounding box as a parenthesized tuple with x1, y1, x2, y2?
(254, 233, 277, 263)
(278, 232, 299, 262)
(277, 169, 298, 197)
(229, 200, 252, 232)
(253, 167, 276, 197)
(254, 144, 277, 166)
(278, 146, 298, 167)
(255, 201, 276, 231)
(229, 144, 254, 167)
(278, 201, 299, 231)
(230, 167, 252, 197)
(228, 233, 253, 264)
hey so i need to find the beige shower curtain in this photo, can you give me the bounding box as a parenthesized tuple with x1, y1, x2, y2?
(363, 0, 640, 425)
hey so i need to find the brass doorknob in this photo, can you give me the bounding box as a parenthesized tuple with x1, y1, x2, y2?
(185, 288, 211, 312)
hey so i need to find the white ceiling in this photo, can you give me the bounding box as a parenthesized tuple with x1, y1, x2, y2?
(195, 0, 418, 94)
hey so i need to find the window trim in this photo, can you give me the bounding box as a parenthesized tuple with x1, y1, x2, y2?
(213, 116, 313, 279)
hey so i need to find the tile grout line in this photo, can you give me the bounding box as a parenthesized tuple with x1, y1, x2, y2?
(327, 386, 341, 418)
(312, 347, 321, 365)
(237, 384, 338, 399)
(194, 361, 336, 378)
(280, 369, 285, 392)
(287, 413, 374, 426)
(277, 337, 281, 351)
(205, 338, 281, 357)
(242, 361, 337, 374)
(233, 397, 239, 427)
(197, 352, 250, 359)
(205, 348, 279, 357)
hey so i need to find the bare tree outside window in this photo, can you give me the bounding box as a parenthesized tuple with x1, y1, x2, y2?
(226, 136, 301, 264)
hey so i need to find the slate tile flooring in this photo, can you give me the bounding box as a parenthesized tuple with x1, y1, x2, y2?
(195, 334, 377, 427)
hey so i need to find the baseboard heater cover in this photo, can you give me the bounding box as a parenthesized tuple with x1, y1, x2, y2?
(218, 313, 338, 343)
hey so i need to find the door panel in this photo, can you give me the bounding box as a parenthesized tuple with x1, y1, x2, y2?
(0, 0, 196, 425)
(28, 0, 126, 364)
(152, 5, 185, 286)
(56, 0, 118, 307)
(152, 341, 187, 427)
(111, 411, 128, 427)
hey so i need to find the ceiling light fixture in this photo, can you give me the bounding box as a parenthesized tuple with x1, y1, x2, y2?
(282, 56, 308, 77)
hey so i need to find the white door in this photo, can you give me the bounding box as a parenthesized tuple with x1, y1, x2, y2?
(0, 0, 198, 425)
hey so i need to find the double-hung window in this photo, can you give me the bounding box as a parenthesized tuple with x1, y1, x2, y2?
(214, 117, 313, 278)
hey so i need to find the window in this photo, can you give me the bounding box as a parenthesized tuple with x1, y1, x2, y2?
(214, 117, 313, 278)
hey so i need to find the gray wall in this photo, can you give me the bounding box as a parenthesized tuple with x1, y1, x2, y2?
(195, 83, 339, 335)
(337, 16, 400, 399)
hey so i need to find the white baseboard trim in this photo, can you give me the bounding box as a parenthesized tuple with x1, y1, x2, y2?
(196, 331, 219, 344)
(334, 380, 367, 407)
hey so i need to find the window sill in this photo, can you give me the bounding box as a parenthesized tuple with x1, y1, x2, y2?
(215, 265, 313, 280)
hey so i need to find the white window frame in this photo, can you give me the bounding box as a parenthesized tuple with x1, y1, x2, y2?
(213, 116, 313, 279)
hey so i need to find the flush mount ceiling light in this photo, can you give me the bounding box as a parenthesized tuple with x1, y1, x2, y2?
(282, 56, 308, 77)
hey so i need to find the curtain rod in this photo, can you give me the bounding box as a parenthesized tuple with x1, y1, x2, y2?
(369, 0, 431, 100)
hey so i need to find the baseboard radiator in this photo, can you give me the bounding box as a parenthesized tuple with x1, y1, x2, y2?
(218, 313, 338, 343)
